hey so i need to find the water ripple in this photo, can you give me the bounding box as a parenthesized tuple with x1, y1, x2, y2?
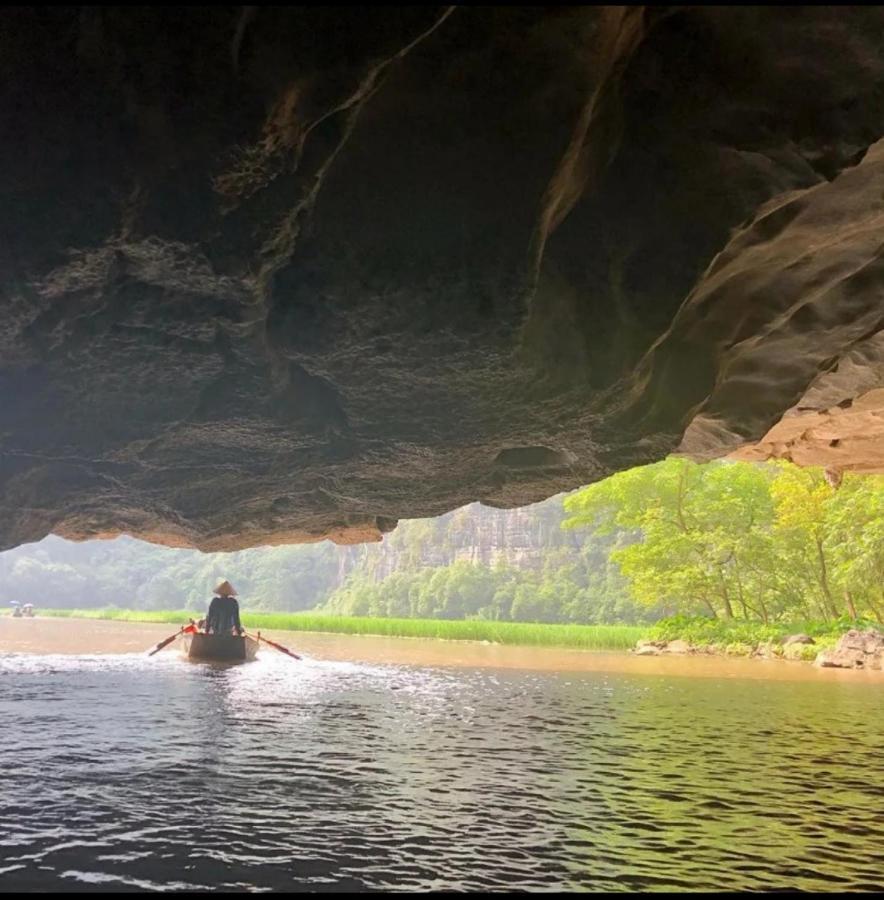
(0, 653, 881, 891)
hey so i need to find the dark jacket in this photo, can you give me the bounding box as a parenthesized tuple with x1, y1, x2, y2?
(205, 595, 243, 635)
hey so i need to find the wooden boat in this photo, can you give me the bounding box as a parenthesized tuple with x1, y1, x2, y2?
(181, 632, 259, 662)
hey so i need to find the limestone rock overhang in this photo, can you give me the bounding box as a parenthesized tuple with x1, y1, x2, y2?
(2, 6, 883, 550)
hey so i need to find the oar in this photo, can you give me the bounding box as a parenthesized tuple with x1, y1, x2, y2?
(246, 630, 301, 660)
(148, 627, 185, 657)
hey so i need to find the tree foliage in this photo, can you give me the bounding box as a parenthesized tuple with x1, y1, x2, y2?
(563, 458, 884, 623)
(319, 556, 649, 624)
(0, 536, 341, 613)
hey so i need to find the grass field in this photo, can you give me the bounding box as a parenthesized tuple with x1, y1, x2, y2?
(35, 608, 647, 650)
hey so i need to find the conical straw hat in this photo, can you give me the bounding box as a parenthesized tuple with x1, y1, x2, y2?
(214, 580, 237, 597)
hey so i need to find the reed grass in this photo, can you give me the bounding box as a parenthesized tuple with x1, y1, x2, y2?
(35, 608, 646, 650)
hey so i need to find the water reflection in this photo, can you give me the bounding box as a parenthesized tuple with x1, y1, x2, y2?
(0, 653, 881, 891)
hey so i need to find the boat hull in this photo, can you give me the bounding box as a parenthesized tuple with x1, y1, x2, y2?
(182, 633, 258, 662)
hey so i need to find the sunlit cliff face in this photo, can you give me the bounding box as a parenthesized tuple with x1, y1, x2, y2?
(2, 6, 884, 551)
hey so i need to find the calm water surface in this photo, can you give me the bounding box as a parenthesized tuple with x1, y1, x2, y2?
(1, 652, 882, 892)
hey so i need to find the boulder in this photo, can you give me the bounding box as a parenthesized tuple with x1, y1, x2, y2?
(634, 639, 664, 656)
(783, 634, 815, 646)
(815, 629, 884, 670)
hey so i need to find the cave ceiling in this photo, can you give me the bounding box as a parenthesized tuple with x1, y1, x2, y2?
(2, 6, 883, 551)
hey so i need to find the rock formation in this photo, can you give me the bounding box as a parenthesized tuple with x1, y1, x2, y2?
(339, 496, 580, 581)
(3, 7, 884, 550)
(633, 639, 693, 657)
(815, 629, 884, 670)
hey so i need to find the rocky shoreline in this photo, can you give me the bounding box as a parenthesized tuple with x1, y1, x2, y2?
(634, 628, 884, 671)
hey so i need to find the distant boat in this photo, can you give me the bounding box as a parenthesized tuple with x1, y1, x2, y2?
(182, 633, 258, 662)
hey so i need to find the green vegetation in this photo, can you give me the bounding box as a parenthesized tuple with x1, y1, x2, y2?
(0, 538, 341, 612)
(40, 608, 197, 624)
(645, 614, 861, 658)
(0, 536, 340, 611)
(318, 556, 643, 624)
(564, 458, 884, 625)
(648, 614, 872, 646)
(36, 608, 646, 650)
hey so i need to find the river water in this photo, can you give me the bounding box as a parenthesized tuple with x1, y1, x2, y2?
(1, 650, 882, 892)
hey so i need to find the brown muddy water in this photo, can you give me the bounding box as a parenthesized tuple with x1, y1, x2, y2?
(1, 618, 882, 892)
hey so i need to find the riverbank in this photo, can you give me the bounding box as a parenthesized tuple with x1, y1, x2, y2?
(640, 615, 884, 669)
(3, 616, 884, 682)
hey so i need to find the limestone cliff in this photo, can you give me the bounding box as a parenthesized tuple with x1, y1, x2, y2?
(337, 497, 580, 581)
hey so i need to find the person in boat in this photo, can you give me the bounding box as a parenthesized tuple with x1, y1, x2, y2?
(205, 581, 244, 636)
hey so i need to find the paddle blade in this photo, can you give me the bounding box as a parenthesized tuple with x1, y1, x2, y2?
(148, 629, 183, 656)
(247, 632, 301, 660)
(267, 638, 302, 660)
